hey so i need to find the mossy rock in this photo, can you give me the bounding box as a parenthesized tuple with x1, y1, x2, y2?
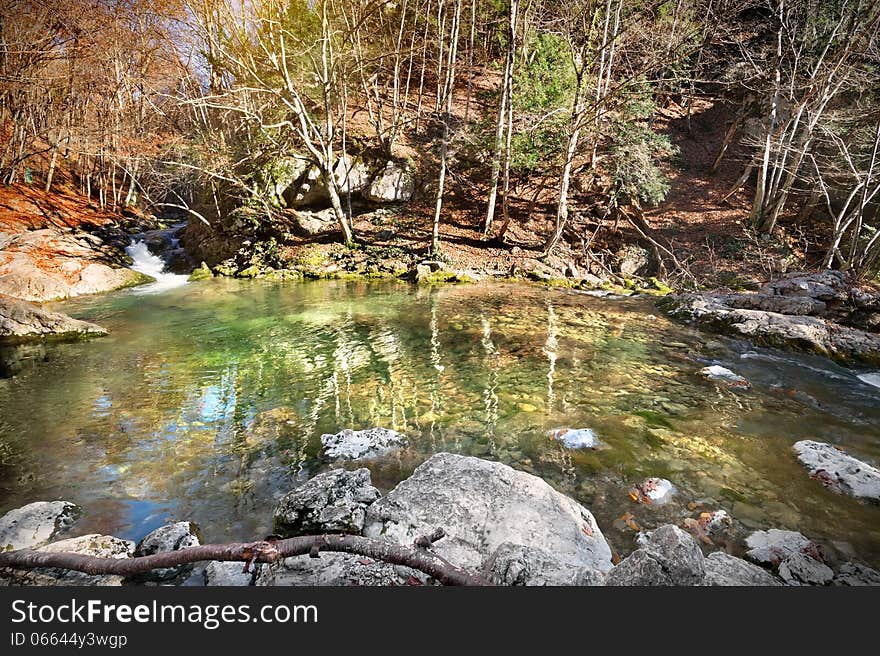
(188, 262, 213, 281)
(416, 270, 475, 285)
(117, 270, 156, 289)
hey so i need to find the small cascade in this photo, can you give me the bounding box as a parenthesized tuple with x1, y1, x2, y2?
(125, 239, 189, 294)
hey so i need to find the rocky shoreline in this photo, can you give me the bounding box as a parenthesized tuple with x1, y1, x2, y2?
(661, 271, 880, 365)
(2, 428, 878, 587)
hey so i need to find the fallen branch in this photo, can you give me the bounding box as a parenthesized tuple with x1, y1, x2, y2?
(0, 531, 488, 586)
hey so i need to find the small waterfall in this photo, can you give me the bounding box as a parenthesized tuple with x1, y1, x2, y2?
(126, 239, 189, 294)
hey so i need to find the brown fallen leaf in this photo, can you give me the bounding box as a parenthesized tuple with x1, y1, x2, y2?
(618, 511, 640, 531)
(682, 517, 714, 545)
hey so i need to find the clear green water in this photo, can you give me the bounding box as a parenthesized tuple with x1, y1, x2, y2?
(1, 279, 879, 565)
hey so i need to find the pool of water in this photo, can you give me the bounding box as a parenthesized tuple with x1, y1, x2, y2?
(1, 279, 879, 565)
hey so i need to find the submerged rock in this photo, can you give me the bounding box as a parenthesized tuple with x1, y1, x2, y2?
(273, 468, 380, 536)
(606, 525, 705, 586)
(0, 295, 107, 344)
(549, 427, 601, 449)
(793, 440, 880, 501)
(701, 552, 782, 586)
(632, 477, 677, 505)
(698, 365, 751, 389)
(320, 428, 407, 461)
(363, 453, 614, 576)
(1, 534, 133, 586)
(0, 500, 80, 551)
(131, 521, 202, 583)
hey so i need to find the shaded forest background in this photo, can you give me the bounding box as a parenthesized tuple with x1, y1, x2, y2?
(2, 0, 879, 286)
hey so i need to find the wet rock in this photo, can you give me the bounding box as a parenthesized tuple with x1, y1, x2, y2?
(606, 525, 705, 586)
(744, 529, 817, 566)
(0, 295, 107, 344)
(698, 365, 751, 389)
(364, 453, 614, 576)
(485, 542, 604, 586)
(205, 561, 255, 586)
(188, 262, 213, 282)
(833, 562, 880, 586)
(549, 427, 601, 449)
(857, 372, 880, 390)
(0, 500, 80, 551)
(1, 534, 133, 586)
(701, 552, 782, 586)
(320, 428, 407, 461)
(273, 468, 380, 536)
(632, 477, 676, 505)
(793, 440, 880, 501)
(662, 275, 880, 365)
(256, 553, 407, 586)
(777, 552, 834, 586)
(131, 521, 202, 583)
(364, 160, 415, 203)
(163, 248, 197, 274)
(682, 510, 733, 545)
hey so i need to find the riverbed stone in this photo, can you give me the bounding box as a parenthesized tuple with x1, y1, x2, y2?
(744, 528, 817, 566)
(256, 553, 408, 586)
(633, 477, 677, 505)
(698, 365, 751, 389)
(776, 551, 833, 586)
(549, 427, 601, 449)
(0, 500, 81, 551)
(320, 428, 407, 461)
(204, 560, 256, 586)
(485, 542, 604, 586)
(0, 534, 134, 586)
(833, 562, 880, 586)
(273, 468, 380, 536)
(0, 295, 107, 344)
(131, 521, 202, 583)
(701, 552, 782, 586)
(662, 281, 880, 365)
(793, 440, 880, 501)
(363, 453, 614, 576)
(607, 525, 705, 586)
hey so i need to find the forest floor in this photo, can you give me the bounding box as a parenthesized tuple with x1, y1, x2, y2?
(0, 94, 824, 295)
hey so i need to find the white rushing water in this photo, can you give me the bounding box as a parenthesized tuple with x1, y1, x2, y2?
(125, 240, 189, 294)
